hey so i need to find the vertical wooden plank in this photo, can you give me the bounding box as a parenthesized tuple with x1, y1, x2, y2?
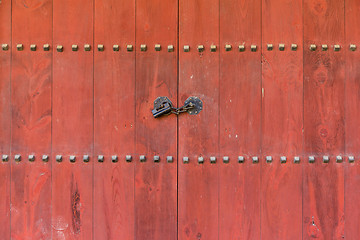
(261, 0, 303, 239)
(93, 0, 135, 239)
(52, 0, 93, 239)
(345, 0, 360, 238)
(135, 0, 178, 239)
(219, 0, 261, 239)
(303, 0, 345, 239)
(0, 0, 11, 239)
(11, 0, 52, 239)
(178, 0, 219, 239)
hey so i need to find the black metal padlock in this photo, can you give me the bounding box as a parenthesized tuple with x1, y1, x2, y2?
(151, 97, 173, 118)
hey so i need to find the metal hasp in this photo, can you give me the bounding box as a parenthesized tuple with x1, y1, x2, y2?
(151, 96, 203, 118)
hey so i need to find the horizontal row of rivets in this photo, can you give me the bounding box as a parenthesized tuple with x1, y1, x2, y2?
(309, 44, 342, 51)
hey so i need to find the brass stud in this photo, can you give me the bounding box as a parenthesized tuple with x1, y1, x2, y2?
(239, 45, 245, 52)
(155, 44, 161, 51)
(140, 44, 147, 52)
(30, 44, 36, 51)
(15, 155, 21, 162)
(43, 155, 49, 163)
(349, 156, 355, 163)
(69, 155, 76, 163)
(336, 155, 343, 163)
(334, 45, 341, 51)
(210, 156, 216, 164)
(127, 45, 133, 52)
(126, 155, 132, 162)
(251, 45, 257, 52)
(2, 44, 9, 51)
(43, 44, 50, 51)
(252, 156, 259, 163)
(197, 45, 204, 52)
(17, 44, 23, 51)
(238, 156, 245, 163)
(72, 45, 78, 51)
(225, 44, 232, 51)
(167, 156, 173, 163)
(97, 44, 104, 51)
(198, 156, 204, 164)
(154, 156, 160, 162)
(291, 44, 298, 51)
(322, 44, 328, 51)
(310, 44, 317, 51)
(279, 44, 285, 51)
(223, 156, 229, 163)
(168, 45, 174, 52)
(309, 156, 315, 163)
(56, 45, 63, 52)
(56, 155, 62, 162)
(267, 44, 273, 51)
(350, 44, 357, 51)
(210, 45, 217, 52)
(113, 45, 119, 51)
(294, 156, 300, 163)
(28, 155, 35, 162)
(323, 156, 329, 163)
(98, 155, 104, 162)
(112, 155, 118, 163)
(140, 155, 146, 162)
(2, 155, 9, 162)
(84, 44, 91, 51)
(266, 156, 272, 163)
(280, 156, 287, 164)
(183, 45, 190, 52)
(183, 157, 189, 164)
(83, 155, 90, 163)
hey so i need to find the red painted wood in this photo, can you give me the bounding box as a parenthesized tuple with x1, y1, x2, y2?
(261, 0, 303, 239)
(0, 0, 11, 239)
(345, 0, 360, 238)
(303, 0, 345, 239)
(135, 1, 178, 239)
(94, 0, 135, 239)
(178, 0, 219, 239)
(52, 0, 93, 238)
(11, 0, 52, 239)
(219, 0, 261, 239)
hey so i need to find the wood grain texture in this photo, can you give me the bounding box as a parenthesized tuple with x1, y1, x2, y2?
(11, 0, 52, 239)
(261, 0, 303, 239)
(303, 0, 345, 239)
(135, 0, 178, 239)
(219, 0, 261, 239)
(52, 0, 93, 238)
(345, 0, 360, 238)
(178, 0, 219, 239)
(94, 0, 135, 239)
(0, 0, 11, 239)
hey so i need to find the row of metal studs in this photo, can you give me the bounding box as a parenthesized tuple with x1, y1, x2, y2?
(2, 43, 358, 52)
(1, 154, 356, 163)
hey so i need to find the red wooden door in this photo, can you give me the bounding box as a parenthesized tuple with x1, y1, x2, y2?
(1, 0, 360, 239)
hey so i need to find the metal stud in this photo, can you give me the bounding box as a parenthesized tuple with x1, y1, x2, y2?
(349, 156, 355, 163)
(267, 44, 273, 51)
(15, 154, 21, 162)
(72, 45, 78, 51)
(168, 45, 174, 52)
(184, 45, 190, 52)
(350, 44, 357, 51)
(210, 45, 217, 52)
(334, 45, 341, 51)
(251, 45, 257, 52)
(323, 156, 329, 163)
(69, 155, 76, 163)
(28, 155, 35, 162)
(225, 44, 232, 51)
(252, 156, 259, 163)
(97, 44, 104, 51)
(239, 45, 245, 52)
(84, 44, 91, 51)
(154, 156, 160, 163)
(238, 156, 245, 163)
(30, 44, 36, 51)
(83, 155, 90, 163)
(2, 44, 9, 51)
(266, 156, 272, 163)
(294, 156, 300, 164)
(43, 155, 50, 164)
(309, 156, 315, 163)
(279, 44, 285, 51)
(57, 45, 63, 52)
(140, 155, 146, 162)
(336, 155, 343, 163)
(98, 155, 104, 163)
(183, 156, 189, 164)
(280, 156, 287, 164)
(198, 156, 204, 164)
(140, 44, 147, 52)
(210, 156, 216, 164)
(291, 44, 298, 51)
(43, 44, 50, 51)
(56, 155, 62, 162)
(126, 155, 132, 162)
(223, 156, 229, 163)
(17, 44, 23, 51)
(155, 44, 161, 51)
(167, 156, 173, 163)
(2, 155, 9, 162)
(127, 45, 133, 52)
(112, 155, 118, 163)
(113, 45, 119, 51)
(310, 44, 317, 51)
(322, 44, 328, 51)
(197, 45, 204, 52)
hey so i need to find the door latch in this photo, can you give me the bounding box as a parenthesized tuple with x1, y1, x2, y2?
(151, 96, 203, 118)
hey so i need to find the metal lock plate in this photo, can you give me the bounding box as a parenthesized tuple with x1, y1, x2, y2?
(184, 96, 203, 115)
(152, 96, 173, 118)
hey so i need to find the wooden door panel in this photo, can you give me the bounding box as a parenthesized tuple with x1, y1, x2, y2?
(52, 0, 94, 239)
(219, 0, 261, 239)
(303, 0, 345, 239)
(93, 0, 135, 239)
